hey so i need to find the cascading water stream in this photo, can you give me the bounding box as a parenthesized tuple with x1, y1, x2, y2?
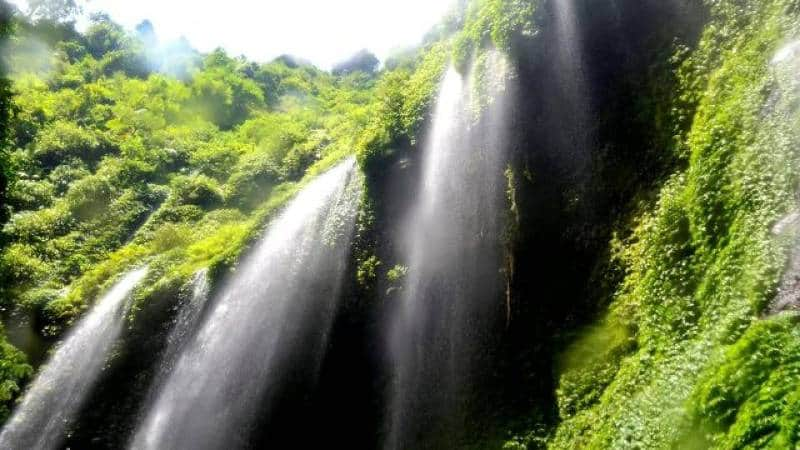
(387, 51, 514, 449)
(130, 159, 361, 450)
(132, 268, 211, 427)
(767, 40, 800, 313)
(157, 269, 211, 377)
(553, 0, 583, 69)
(0, 267, 148, 450)
(551, 0, 591, 158)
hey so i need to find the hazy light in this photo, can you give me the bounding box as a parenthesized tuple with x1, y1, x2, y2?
(9, 0, 456, 69)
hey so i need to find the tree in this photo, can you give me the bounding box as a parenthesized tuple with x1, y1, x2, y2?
(26, 0, 81, 23)
(85, 13, 150, 78)
(0, 1, 15, 225)
(85, 13, 126, 58)
(189, 50, 264, 129)
(273, 54, 312, 69)
(135, 20, 158, 49)
(332, 49, 379, 77)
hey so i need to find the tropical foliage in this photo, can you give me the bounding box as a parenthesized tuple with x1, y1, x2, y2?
(2, 0, 800, 448)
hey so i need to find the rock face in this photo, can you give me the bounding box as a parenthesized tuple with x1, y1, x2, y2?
(6, 1, 800, 449)
(770, 39, 800, 315)
(773, 247, 800, 313)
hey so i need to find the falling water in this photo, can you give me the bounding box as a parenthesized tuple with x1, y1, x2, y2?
(552, 0, 591, 157)
(157, 269, 211, 376)
(553, 0, 583, 69)
(130, 159, 361, 450)
(134, 268, 211, 425)
(387, 51, 514, 449)
(768, 39, 800, 314)
(0, 267, 148, 450)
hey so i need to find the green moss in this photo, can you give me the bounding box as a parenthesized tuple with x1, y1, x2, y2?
(549, 1, 800, 448)
(356, 43, 448, 172)
(689, 314, 800, 449)
(44, 244, 149, 333)
(453, 0, 536, 72)
(355, 0, 535, 174)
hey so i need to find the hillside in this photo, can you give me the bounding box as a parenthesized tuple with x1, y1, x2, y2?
(0, 0, 799, 448)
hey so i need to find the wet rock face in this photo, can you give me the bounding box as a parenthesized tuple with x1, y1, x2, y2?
(773, 210, 800, 314)
(773, 254, 800, 313)
(772, 209, 800, 312)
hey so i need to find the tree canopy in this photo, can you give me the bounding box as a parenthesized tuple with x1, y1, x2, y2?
(332, 49, 380, 76)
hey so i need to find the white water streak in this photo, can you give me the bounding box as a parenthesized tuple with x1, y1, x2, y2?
(131, 159, 361, 450)
(0, 267, 148, 450)
(387, 50, 513, 449)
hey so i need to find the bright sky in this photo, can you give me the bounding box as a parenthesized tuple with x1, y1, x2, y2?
(10, 0, 456, 69)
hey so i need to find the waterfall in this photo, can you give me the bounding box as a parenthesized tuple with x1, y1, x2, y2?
(132, 268, 211, 431)
(130, 158, 361, 450)
(157, 269, 211, 377)
(0, 267, 148, 450)
(768, 39, 800, 314)
(386, 51, 514, 448)
(552, 0, 591, 159)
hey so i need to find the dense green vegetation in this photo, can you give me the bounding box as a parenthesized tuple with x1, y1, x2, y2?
(1, 0, 800, 448)
(0, 8, 379, 334)
(0, 0, 488, 428)
(548, 1, 800, 448)
(0, 1, 34, 424)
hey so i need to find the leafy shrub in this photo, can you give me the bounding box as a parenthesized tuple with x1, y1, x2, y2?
(0, 243, 49, 288)
(47, 160, 89, 195)
(4, 204, 72, 242)
(7, 177, 55, 210)
(150, 223, 194, 253)
(357, 255, 381, 287)
(0, 335, 32, 423)
(170, 174, 224, 209)
(222, 139, 311, 210)
(31, 120, 112, 168)
(386, 264, 408, 283)
(188, 52, 264, 129)
(64, 170, 116, 219)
